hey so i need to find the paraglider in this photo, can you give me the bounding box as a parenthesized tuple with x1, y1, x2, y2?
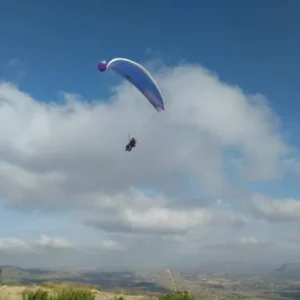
(98, 57, 165, 152)
(125, 137, 137, 151)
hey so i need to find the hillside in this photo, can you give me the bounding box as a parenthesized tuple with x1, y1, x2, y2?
(1, 266, 300, 299)
(0, 285, 156, 300)
(0, 266, 170, 294)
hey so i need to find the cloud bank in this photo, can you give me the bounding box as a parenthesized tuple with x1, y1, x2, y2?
(0, 61, 298, 269)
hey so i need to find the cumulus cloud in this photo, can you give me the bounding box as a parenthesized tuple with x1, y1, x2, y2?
(35, 234, 73, 249)
(0, 235, 72, 254)
(82, 188, 248, 238)
(251, 193, 300, 222)
(99, 239, 124, 251)
(0, 60, 296, 268)
(238, 236, 262, 245)
(0, 238, 31, 253)
(0, 63, 290, 205)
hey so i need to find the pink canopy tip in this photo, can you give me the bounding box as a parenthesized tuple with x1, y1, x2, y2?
(98, 61, 107, 72)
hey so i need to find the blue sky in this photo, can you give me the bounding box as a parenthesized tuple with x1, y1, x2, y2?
(0, 0, 300, 268)
(1, 0, 300, 114)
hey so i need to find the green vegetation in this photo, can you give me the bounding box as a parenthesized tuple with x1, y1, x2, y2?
(23, 289, 48, 300)
(22, 287, 95, 300)
(158, 291, 194, 300)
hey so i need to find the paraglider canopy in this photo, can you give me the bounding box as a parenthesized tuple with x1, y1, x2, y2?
(97, 57, 165, 112)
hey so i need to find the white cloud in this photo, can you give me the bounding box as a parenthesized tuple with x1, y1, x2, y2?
(0, 238, 31, 252)
(251, 193, 300, 222)
(0, 63, 290, 206)
(79, 187, 248, 239)
(99, 239, 123, 251)
(0, 235, 72, 254)
(35, 234, 73, 249)
(0, 60, 296, 268)
(85, 199, 248, 236)
(238, 236, 261, 245)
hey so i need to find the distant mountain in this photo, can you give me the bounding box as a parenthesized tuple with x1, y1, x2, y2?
(277, 263, 300, 275)
(0, 266, 171, 294)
